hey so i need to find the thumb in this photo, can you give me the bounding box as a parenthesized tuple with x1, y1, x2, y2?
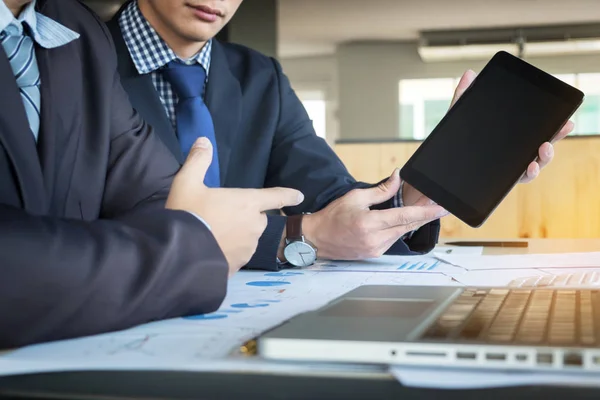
(179, 137, 213, 179)
(358, 168, 402, 207)
(450, 69, 477, 108)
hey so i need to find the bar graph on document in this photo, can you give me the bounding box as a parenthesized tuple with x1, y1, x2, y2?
(397, 260, 441, 271)
(306, 255, 464, 275)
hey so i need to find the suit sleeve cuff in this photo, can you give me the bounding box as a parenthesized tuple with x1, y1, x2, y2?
(396, 180, 416, 240)
(185, 211, 212, 231)
(245, 215, 286, 271)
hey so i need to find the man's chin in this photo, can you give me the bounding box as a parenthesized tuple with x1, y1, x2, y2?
(181, 27, 220, 43)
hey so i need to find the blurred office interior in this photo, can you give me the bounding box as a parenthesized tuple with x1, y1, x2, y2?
(86, 0, 600, 240)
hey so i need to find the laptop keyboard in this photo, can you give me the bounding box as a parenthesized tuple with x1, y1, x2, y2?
(510, 271, 600, 288)
(423, 288, 599, 346)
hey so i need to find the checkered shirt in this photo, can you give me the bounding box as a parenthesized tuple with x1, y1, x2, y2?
(118, 0, 212, 130)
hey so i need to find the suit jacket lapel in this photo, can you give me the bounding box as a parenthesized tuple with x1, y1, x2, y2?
(107, 18, 184, 164)
(205, 40, 242, 185)
(33, 0, 87, 215)
(0, 48, 46, 213)
(35, 47, 63, 204)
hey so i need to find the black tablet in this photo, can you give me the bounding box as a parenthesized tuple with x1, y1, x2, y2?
(400, 51, 584, 228)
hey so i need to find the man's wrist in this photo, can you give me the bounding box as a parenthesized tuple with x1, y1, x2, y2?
(301, 212, 325, 259)
(278, 214, 320, 265)
(184, 211, 212, 231)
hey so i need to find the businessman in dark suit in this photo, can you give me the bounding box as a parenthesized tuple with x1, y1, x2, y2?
(0, 0, 302, 349)
(108, 0, 572, 271)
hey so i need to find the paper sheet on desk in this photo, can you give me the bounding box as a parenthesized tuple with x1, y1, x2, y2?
(436, 252, 600, 271)
(433, 245, 484, 256)
(391, 366, 600, 389)
(0, 267, 456, 377)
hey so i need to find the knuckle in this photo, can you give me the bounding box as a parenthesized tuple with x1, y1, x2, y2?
(277, 197, 286, 210)
(405, 222, 421, 232)
(397, 213, 412, 226)
(377, 182, 389, 192)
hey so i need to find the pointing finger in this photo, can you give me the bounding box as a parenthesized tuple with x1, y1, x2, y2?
(251, 187, 305, 212)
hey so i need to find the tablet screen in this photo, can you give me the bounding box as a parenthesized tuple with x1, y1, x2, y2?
(410, 61, 574, 219)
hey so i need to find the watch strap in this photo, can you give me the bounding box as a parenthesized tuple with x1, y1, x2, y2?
(286, 214, 304, 241)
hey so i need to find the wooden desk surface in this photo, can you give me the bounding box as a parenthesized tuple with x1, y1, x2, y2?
(440, 238, 600, 255)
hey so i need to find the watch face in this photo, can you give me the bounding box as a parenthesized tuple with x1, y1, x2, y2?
(284, 241, 317, 267)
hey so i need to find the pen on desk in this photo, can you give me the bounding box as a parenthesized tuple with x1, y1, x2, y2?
(444, 241, 529, 248)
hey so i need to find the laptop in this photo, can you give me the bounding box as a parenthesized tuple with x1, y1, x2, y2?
(257, 285, 600, 372)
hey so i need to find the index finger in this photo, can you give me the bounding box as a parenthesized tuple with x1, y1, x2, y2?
(249, 187, 305, 212)
(373, 205, 449, 229)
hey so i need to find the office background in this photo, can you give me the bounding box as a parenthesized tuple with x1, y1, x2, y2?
(86, 0, 600, 240)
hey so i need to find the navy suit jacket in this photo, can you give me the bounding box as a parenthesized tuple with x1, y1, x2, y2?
(0, 0, 229, 349)
(107, 10, 440, 271)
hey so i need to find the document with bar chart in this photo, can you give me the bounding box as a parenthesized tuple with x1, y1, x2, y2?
(306, 255, 464, 275)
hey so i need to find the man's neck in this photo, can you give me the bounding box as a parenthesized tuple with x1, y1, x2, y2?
(171, 39, 207, 61)
(4, 0, 29, 17)
(138, 1, 206, 60)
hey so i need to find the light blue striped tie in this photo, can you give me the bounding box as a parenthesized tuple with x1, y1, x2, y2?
(1, 24, 41, 141)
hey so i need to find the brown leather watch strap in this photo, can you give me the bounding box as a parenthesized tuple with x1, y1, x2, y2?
(286, 214, 304, 241)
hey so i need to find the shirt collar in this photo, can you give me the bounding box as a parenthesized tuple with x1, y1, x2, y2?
(0, 0, 79, 49)
(119, 0, 211, 76)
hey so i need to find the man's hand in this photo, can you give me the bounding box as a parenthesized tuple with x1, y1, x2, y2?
(295, 169, 448, 261)
(167, 138, 304, 275)
(402, 69, 575, 206)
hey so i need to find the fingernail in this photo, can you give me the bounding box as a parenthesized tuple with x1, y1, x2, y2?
(545, 145, 553, 158)
(298, 192, 305, 203)
(438, 209, 450, 218)
(193, 137, 210, 149)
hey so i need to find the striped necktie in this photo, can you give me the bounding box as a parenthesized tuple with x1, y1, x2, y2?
(1, 23, 41, 141)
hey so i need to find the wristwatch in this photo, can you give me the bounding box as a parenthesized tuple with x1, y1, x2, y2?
(283, 214, 317, 267)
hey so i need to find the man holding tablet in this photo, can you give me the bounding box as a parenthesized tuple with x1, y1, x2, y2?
(109, 0, 574, 269)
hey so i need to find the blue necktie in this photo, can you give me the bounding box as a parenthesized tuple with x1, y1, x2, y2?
(1, 24, 41, 141)
(162, 61, 220, 188)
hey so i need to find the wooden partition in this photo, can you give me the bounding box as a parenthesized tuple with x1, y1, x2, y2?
(335, 137, 600, 239)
